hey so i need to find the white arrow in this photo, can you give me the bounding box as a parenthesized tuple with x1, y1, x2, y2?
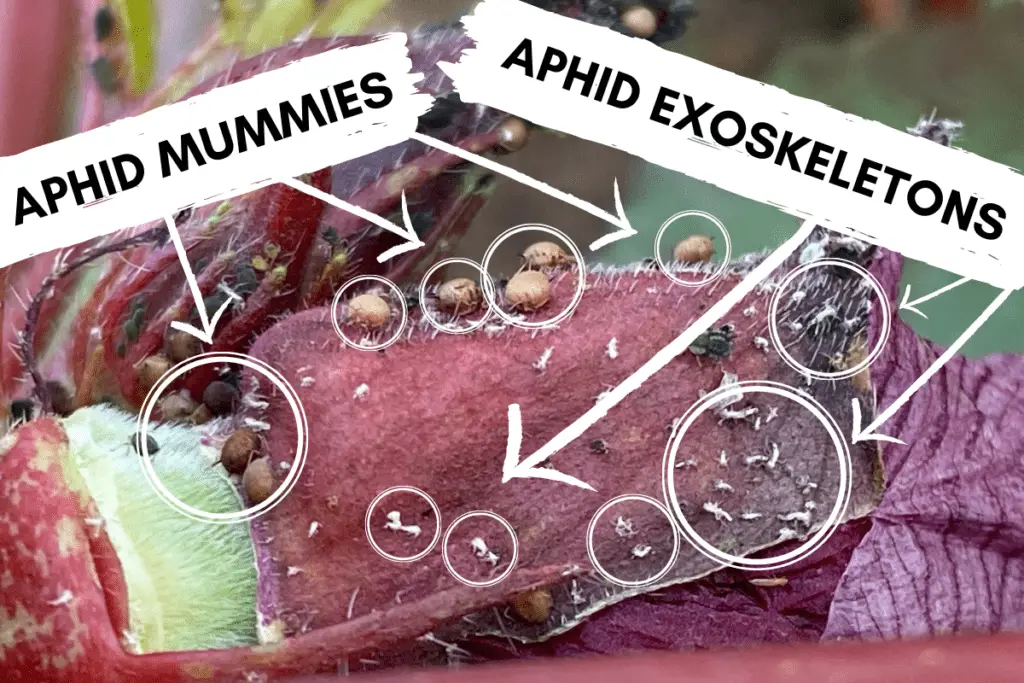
(165, 214, 241, 345)
(899, 276, 971, 319)
(408, 131, 636, 251)
(502, 217, 819, 489)
(852, 286, 1013, 444)
(279, 177, 424, 263)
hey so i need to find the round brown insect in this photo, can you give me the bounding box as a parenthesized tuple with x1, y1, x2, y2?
(673, 234, 716, 263)
(621, 5, 658, 38)
(347, 293, 391, 328)
(221, 428, 260, 475)
(138, 354, 172, 392)
(243, 457, 275, 504)
(203, 380, 239, 416)
(522, 241, 572, 269)
(166, 329, 203, 363)
(158, 392, 198, 421)
(505, 270, 551, 312)
(436, 277, 483, 316)
(496, 117, 530, 153)
(44, 381, 74, 417)
(510, 588, 554, 623)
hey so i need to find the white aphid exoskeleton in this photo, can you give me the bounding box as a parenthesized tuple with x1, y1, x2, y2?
(805, 501, 817, 511)
(778, 510, 813, 527)
(743, 305, 757, 317)
(745, 454, 769, 467)
(790, 290, 806, 304)
(606, 338, 619, 359)
(717, 406, 758, 424)
(47, 589, 73, 607)
(384, 510, 421, 537)
(767, 443, 780, 469)
(308, 521, 321, 538)
(675, 458, 697, 469)
(785, 321, 804, 333)
(470, 537, 500, 566)
(703, 501, 733, 523)
(286, 566, 304, 577)
(300, 376, 315, 388)
(777, 528, 800, 541)
(754, 416, 762, 431)
(630, 544, 653, 559)
(533, 346, 554, 372)
(614, 515, 636, 538)
(353, 383, 370, 400)
(765, 406, 779, 424)
(570, 580, 586, 605)
(713, 479, 734, 493)
(753, 336, 770, 353)
(740, 511, 762, 521)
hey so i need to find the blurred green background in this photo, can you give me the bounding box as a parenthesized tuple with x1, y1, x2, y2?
(606, 1, 1024, 358)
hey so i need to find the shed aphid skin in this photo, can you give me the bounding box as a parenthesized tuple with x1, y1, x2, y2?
(613, 515, 635, 537)
(533, 346, 554, 372)
(718, 450, 728, 467)
(740, 511, 763, 521)
(675, 458, 697, 469)
(383, 510, 421, 537)
(777, 528, 800, 541)
(630, 544, 653, 559)
(606, 337, 619, 359)
(308, 522, 321, 538)
(353, 383, 369, 400)
(703, 501, 733, 523)
(767, 443, 780, 469)
(749, 577, 789, 588)
(470, 537, 500, 566)
(713, 479, 734, 493)
(779, 510, 813, 527)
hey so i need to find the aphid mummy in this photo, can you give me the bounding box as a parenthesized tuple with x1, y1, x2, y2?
(703, 501, 732, 522)
(630, 544, 653, 559)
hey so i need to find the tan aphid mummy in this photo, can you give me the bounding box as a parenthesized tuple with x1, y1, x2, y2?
(166, 329, 203, 363)
(673, 234, 715, 263)
(243, 457, 275, 504)
(621, 5, 658, 39)
(437, 277, 483, 317)
(220, 428, 260, 476)
(496, 116, 530, 153)
(158, 392, 198, 421)
(522, 241, 573, 269)
(510, 587, 554, 623)
(138, 354, 172, 392)
(347, 293, 391, 328)
(505, 270, 551, 312)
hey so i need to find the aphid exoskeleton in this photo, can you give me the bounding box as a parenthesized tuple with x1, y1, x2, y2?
(753, 416, 762, 431)
(47, 589, 73, 607)
(675, 458, 697, 469)
(533, 346, 554, 372)
(767, 443, 780, 469)
(606, 337, 619, 359)
(745, 454, 769, 467)
(798, 239, 827, 264)
(308, 521, 321, 538)
(713, 479, 734, 493)
(740, 511, 763, 521)
(436, 277, 483, 318)
(384, 510, 422, 537)
(777, 528, 800, 542)
(717, 405, 758, 425)
(804, 501, 817, 511)
(703, 501, 732, 523)
(521, 241, 573, 270)
(630, 544, 653, 559)
(613, 515, 635, 537)
(286, 566, 304, 577)
(765, 406, 779, 424)
(753, 336, 770, 353)
(300, 376, 315, 388)
(570, 580, 586, 605)
(470, 537, 500, 566)
(743, 305, 757, 317)
(718, 450, 728, 467)
(779, 510, 812, 527)
(790, 290, 806, 305)
(353, 383, 369, 400)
